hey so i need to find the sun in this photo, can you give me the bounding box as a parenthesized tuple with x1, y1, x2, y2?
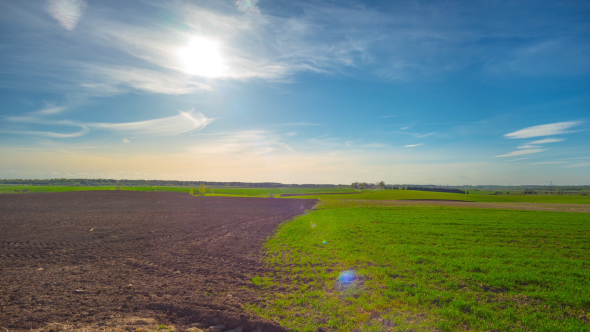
(178, 36, 228, 78)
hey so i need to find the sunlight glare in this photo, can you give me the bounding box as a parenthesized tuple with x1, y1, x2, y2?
(178, 36, 228, 78)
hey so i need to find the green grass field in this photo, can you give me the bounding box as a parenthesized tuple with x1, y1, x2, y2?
(287, 189, 590, 204)
(0, 185, 356, 197)
(247, 206, 590, 331)
(0, 185, 193, 194)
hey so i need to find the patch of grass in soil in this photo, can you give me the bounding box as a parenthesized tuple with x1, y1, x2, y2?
(247, 206, 590, 331)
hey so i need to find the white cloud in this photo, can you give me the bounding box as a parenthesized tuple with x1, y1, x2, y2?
(528, 138, 565, 144)
(46, 0, 86, 30)
(2, 110, 212, 138)
(122, 138, 130, 143)
(504, 121, 583, 139)
(405, 143, 423, 148)
(34, 103, 68, 115)
(417, 132, 435, 138)
(517, 144, 540, 149)
(89, 110, 212, 136)
(495, 149, 545, 158)
(0, 127, 89, 138)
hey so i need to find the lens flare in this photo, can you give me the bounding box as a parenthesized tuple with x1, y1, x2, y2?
(338, 270, 355, 285)
(323, 240, 327, 244)
(311, 221, 316, 228)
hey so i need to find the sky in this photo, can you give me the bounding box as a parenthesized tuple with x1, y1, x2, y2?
(0, 0, 589, 185)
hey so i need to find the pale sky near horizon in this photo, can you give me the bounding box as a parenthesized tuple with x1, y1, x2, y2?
(0, 0, 589, 185)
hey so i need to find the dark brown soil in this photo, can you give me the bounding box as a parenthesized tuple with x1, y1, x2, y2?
(0, 191, 317, 331)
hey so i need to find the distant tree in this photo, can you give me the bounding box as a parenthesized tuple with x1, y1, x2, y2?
(199, 183, 206, 195)
(378, 181, 385, 189)
(351, 183, 355, 189)
(189, 187, 194, 195)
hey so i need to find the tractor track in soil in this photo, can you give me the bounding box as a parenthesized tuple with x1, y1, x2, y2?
(0, 191, 317, 331)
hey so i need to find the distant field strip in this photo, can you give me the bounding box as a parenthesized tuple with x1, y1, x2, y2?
(248, 206, 590, 331)
(288, 189, 590, 204)
(0, 186, 357, 197)
(318, 199, 590, 213)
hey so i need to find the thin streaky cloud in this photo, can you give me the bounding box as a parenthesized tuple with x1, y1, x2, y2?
(89, 110, 212, 136)
(2, 110, 212, 137)
(46, 0, 86, 30)
(496, 149, 545, 158)
(405, 144, 423, 148)
(34, 105, 68, 115)
(504, 121, 583, 139)
(527, 161, 564, 165)
(559, 157, 590, 160)
(507, 158, 532, 161)
(528, 138, 565, 144)
(566, 163, 590, 168)
(0, 127, 89, 138)
(517, 144, 540, 149)
(416, 132, 435, 138)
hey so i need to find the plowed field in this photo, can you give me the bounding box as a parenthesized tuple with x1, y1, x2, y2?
(0, 191, 317, 331)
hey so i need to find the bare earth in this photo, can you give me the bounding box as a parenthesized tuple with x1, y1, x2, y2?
(0, 191, 317, 331)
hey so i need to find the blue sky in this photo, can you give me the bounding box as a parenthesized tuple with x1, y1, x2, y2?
(0, 0, 589, 185)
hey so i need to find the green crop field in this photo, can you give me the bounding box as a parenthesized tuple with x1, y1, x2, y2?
(287, 189, 590, 204)
(0, 185, 356, 197)
(0, 185, 193, 194)
(207, 187, 356, 197)
(247, 206, 590, 331)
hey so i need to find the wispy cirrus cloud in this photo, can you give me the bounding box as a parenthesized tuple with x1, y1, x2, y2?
(46, 0, 86, 30)
(1, 110, 212, 138)
(527, 161, 564, 165)
(90, 110, 212, 136)
(529, 138, 565, 144)
(405, 143, 423, 148)
(0, 127, 89, 138)
(496, 149, 545, 158)
(189, 130, 293, 156)
(566, 163, 590, 168)
(504, 121, 583, 139)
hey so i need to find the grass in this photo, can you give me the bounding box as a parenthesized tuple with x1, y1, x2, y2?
(247, 206, 590, 331)
(286, 189, 590, 204)
(0, 185, 356, 197)
(0, 185, 194, 194)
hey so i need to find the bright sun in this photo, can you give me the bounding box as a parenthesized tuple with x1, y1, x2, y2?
(178, 36, 228, 78)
